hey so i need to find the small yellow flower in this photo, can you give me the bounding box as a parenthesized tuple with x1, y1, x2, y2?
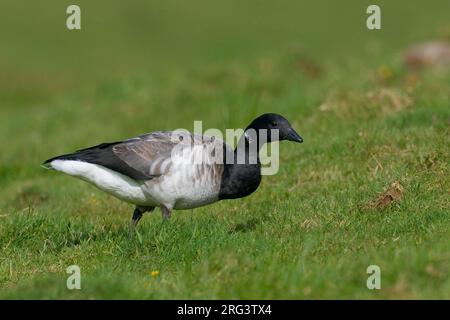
(378, 66, 394, 81)
(151, 270, 159, 278)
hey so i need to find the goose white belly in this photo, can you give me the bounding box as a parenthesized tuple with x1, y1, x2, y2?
(143, 163, 222, 209)
(50, 160, 151, 205)
(50, 159, 222, 210)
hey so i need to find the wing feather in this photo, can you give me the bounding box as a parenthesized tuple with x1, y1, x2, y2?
(113, 131, 232, 179)
(113, 132, 177, 177)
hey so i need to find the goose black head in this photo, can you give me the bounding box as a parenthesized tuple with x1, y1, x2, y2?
(245, 113, 303, 144)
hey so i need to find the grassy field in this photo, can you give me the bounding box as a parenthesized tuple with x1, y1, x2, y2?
(0, 1, 449, 299)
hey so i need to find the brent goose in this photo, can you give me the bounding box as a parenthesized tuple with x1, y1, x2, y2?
(43, 113, 303, 226)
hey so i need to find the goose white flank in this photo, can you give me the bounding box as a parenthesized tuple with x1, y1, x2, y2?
(42, 113, 303, 226)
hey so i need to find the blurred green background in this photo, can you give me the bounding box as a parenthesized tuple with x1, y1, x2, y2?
(1, 0, 449, 102)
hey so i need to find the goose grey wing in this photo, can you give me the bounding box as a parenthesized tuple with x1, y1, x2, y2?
(42, 140, 155, 180)
(113, 131, 231, 179)
(112, 131, 178, 179)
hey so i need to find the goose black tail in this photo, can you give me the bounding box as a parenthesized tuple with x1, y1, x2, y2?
(41, 142, 122, 170)
(41, 141, 151, 180)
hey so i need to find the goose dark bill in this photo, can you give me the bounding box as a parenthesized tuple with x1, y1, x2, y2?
(286, 128, 303, 143)
(43, 113, 303, 226)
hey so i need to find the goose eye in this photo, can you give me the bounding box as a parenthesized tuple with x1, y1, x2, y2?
(271, 121, 277, 127)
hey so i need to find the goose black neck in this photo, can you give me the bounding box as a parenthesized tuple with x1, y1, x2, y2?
(218, 129, 263, 200)
(233, 129, 262, 164)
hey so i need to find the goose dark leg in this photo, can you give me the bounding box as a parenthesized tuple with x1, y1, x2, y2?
(161, 205, 171, 220)
(130, 206, 154, 227)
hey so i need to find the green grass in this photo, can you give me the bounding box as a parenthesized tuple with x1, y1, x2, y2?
(0, 1, 449, 299)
